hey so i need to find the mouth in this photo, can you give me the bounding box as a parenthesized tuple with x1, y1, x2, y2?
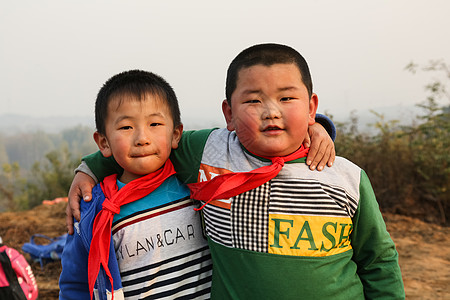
(262, 125, 283, 132)
(130, 153, 154, 158)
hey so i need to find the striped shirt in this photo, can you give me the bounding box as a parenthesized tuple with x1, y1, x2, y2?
(111, 176, 212, 299)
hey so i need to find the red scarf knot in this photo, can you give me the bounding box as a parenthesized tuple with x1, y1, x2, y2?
(102, 199, 120, 215)
(271, 157, 285, 167)
(189, 146, 309, 211)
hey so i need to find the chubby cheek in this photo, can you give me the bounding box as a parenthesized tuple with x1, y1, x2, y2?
(234, 109, 259, 133)
(110, 136, 130, 156)
(235, 126, 253, 147)
(155, 135, 172, 156)
(234, 121, 260, 151)
(286, 113, 309, 140)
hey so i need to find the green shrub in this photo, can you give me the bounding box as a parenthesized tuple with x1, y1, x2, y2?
(336, 61, 450, 225)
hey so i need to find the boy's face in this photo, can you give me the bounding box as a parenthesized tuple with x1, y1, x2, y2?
(94, 94, 182, 183)
(223, 63, 318, 157)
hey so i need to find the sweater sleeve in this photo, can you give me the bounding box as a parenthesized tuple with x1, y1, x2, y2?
(58, 219, 91, 299)
(315, 113, 336, 141)
(82, 151, 122, 183)
(170, 128, 215, 183)
(60, 187, 123, 299)
(350, 170, 405, 299)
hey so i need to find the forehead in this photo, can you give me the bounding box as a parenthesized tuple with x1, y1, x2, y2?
(106, 92, 173, 123)
(108, 92, 169, 112)
(236, 63, 303, 85)
(234, 63, 305, 95)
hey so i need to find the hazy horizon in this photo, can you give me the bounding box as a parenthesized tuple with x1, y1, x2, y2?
(1, 1, 449, 128)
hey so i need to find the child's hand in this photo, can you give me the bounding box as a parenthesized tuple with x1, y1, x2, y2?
(66, 172, 95, 234)
(303, 123, 336, 171)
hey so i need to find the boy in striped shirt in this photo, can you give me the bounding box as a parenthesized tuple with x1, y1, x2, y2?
(59, 70, 212, 299)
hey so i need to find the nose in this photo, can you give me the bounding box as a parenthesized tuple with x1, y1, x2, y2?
(261, 101, 281, 120)
(135, 128, 150, 146)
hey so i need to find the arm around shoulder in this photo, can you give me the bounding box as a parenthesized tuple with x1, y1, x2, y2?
(82, 150, 123, 182)
(315, 113, 336, 141)
(170, 128, 216, 184)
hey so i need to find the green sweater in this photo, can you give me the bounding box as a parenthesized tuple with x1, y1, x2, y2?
(83, 128, 404, 299)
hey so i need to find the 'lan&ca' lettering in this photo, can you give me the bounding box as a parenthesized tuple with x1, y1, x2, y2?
(117, 224, 196, 260)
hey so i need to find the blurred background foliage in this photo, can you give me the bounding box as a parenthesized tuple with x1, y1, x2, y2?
(0, 126, 96, 210)
(335, 60, 450, 224)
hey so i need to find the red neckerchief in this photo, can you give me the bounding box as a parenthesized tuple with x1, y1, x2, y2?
(188, 146, 309, 210)
(87, 160, 176, 300)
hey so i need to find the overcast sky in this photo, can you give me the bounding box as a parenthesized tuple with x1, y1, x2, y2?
(1, 1, 449, 129)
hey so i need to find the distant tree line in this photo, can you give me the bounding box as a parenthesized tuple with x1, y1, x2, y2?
(335, 60, 450, 225)
(0, 62, 449, 225)
(0, 126, 97, 211)
(0, 125, 96, 170)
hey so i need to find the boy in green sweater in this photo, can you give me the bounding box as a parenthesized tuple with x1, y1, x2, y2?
(183, 43, 405, 299)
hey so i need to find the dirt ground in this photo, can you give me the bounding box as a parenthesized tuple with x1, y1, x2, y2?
(0, 202, 449, 299)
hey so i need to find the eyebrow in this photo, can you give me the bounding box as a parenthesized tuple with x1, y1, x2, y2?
(114, 113, 165, 124)
(277, 86, 300, 92)
(241, 89, 261, 95)
(241, 86, 299, 95)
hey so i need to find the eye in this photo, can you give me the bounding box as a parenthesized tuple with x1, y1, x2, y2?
(280, 97, 294, 102)
(119, 126, 132, 130)
(150, 123, 162, 127)
(244, 99, 260, 104)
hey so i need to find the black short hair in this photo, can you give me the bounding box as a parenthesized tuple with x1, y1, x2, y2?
(95, 70, 181, 135)
(225, 43, 313, 105)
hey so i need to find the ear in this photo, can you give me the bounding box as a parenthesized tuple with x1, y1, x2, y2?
(171, 124, 183, 149)
(308, 93, 319, 126)
(93, 131, 112, 157)
(222, 99, 235, 131)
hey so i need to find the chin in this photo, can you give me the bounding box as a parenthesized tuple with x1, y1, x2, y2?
(266, 147, 298, 157)
(257, 149, 286, 157)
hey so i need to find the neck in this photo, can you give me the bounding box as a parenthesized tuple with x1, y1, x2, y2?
(243, 145, 308, 162)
